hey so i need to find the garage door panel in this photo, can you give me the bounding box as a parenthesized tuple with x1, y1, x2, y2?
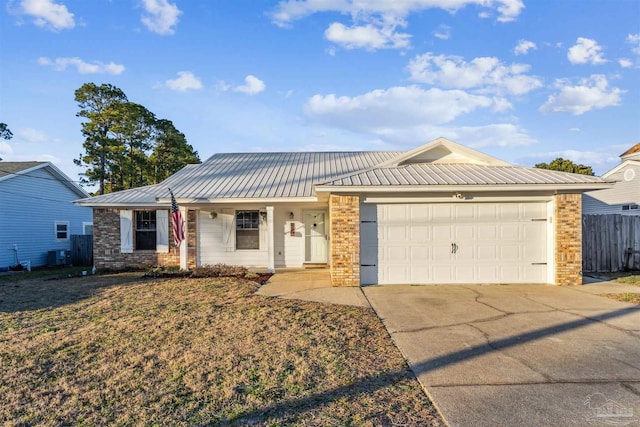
(373, 202, 549, 285)
(454, 224, 475, 240)
(433, 224, 451, 240)
(409, 205, 430, 221)
(477, 224, 498, 240)
(455, 265, 476, 282)
(477, 245, 498, 260)
(410, 225, 430, 241)
(410, 246, 430, 261)
(410, 265, 430, 282)
(478, 265, 498, 282)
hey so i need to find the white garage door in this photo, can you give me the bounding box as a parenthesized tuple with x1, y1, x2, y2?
(362, 202, 549, 285)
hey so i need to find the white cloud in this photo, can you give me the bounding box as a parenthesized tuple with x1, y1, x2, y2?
(539, 75, 624, 115)
(432, 24, 451, 40)
(514, 39, 536, 55)
(37, 56, 125, 75)
(233, 75, 266, 95)
(16, 127, 49, 143)
(19, 0, 74, 31)
(271, 0, 524, 26)
(627, 33, 640, 55)
(619, 58, 632, 68)
(304, 86, 502, 131)
(407, 53, 542, 95)
(164, 71, 203, 91)
(271, 0, 522, 51)
(325, 22, 410, 50)
(141, 0, 182, 35)
(567, 37, 607, 64)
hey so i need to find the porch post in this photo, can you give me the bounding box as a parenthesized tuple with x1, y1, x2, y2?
(179, 205, 188, 270)
(266, 206, 275, 273)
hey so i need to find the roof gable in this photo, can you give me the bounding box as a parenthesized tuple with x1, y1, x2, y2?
(0, 161, 89, 198)
(379, 137, 511, 167)
(0, 161, 46, 179)
(621, 142, 640, 160)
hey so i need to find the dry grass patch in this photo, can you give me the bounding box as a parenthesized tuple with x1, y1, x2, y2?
(0, 274, 441, 426)
(616, 275, 640, 285)
(604, 293, 640, 305)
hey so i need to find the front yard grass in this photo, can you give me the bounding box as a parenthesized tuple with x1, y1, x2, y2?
(0, 273, 442, 426)
(605, 293, 640, 305)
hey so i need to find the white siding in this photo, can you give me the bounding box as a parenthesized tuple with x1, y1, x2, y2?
(197, 205, 317, 268)
(0, 168, 92, 268)
(583, 163, 640, 215)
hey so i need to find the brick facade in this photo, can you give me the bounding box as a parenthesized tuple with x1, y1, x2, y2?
(329, 195, 360, 287)
(93, 208, 196, 270)
(554, 193, 582, 285)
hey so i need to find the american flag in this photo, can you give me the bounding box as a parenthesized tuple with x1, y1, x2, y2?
(169, 188, 185, 248)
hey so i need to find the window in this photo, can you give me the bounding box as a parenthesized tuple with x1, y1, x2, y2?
(83, 222, 93, 235)
(135, 211, 156, 250)
(236, 211, 259, 250)
(55, 221, 69, 240)
(622, 204, 638, 211)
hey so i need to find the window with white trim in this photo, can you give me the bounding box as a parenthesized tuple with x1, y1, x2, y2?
(236, 211, 259, 250)
(55, 221, 69, 240)
(622, 204, 638, 211)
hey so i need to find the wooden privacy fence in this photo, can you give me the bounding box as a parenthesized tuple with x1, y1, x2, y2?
(582, 214, 640, 273)
(71, 235, 93, 266)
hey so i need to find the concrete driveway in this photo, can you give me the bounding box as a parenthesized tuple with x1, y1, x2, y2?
(363, 283, 640, 427)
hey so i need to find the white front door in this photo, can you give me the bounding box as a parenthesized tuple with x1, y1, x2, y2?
(304, 211, 328, 263)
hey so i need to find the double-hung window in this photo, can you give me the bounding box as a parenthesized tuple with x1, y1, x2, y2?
(55, 221, 69, 240)
(135, 211, 156, 250)
(236, 211, 259, 250)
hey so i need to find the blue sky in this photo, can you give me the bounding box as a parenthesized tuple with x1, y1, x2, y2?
(1, 0, 639, 187)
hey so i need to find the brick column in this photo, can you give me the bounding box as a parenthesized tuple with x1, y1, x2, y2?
(329, 195, 360, 287)
(555, 193, 582, 285)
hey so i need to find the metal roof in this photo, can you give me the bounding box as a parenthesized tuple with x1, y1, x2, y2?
(78, 151, 399, 204)
(317, 163, 609, 187)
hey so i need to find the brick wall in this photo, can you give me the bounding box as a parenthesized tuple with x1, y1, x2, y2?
(554, 193, 582, 285)
(93, 208, 195, 270)
(329, 195, 360, 287)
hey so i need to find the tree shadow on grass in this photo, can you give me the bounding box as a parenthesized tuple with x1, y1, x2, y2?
(229, 306, 640, 426)
(0, 272, 146, 313)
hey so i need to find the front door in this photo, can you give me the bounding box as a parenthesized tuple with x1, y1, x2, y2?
(304, 211, 328, 263)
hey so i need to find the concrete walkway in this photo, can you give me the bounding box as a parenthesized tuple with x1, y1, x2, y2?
(256, 269, 370, 307)
(363, 283, 640, 427)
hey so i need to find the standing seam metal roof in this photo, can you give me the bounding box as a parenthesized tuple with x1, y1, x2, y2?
(78, 151, 401, 204)
(317, 163, 608, 186)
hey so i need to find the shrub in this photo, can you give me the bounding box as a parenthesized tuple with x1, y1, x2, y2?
(190, 264, 248, 278)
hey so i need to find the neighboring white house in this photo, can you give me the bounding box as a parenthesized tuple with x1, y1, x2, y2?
(0, 162, 92, 269)
(583, 143, 640, 215)
(77, 138, 612, 286)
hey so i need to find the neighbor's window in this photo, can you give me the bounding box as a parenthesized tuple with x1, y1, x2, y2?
(83, 222, 93, 235)
(55, 221, 69, 240)
(236, 211, 259, 250)
(135, 211, 156, 250)
(622, 204, 639, 211)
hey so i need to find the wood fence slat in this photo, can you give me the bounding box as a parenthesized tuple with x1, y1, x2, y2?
(582, 214, 640, 273)
(71, 235, 93, 266)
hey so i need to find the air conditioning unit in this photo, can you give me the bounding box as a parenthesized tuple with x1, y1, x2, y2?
(48, 250, 71, 267)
